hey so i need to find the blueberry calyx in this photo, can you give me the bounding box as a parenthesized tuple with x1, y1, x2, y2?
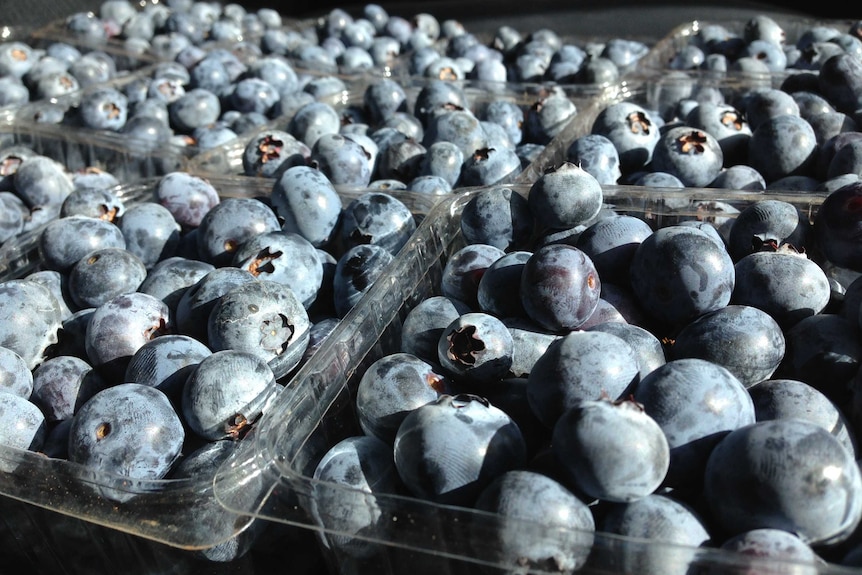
(446, 324, 486, 365)
(720, 110, 744, 131)
(257, 136, 284, 163)
(260, 313, 294, 354)
(677, 130, 708, 154)
(626, 111, 653, 135)
(248, 248, 282, 276)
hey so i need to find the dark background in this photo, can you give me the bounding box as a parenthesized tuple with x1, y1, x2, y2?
(3, 0, 858, 39)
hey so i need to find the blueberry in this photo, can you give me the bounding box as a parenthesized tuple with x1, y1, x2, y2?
(576, 215, 653, 286)
(66, 247, 147, 309)
(288, 101, 341, 149)
(196, 197, 280, 267)
(704, 419, 862, 545)
(242, 129, 310, 179)
(472, 470, 595, 572)
(586, 321, 667, 380)
(355, 352, 450, 444)
(714, 528, 822, 572)
(459, 187, 533, 252)
(522, 94, 577, 145)
(78, 86, 129, 132)
(476, 250, 531, 319)
(591, 101, 662, 174)
(125, 334, 211, 403)
(566, 133, 622, 185)
(0, 279, 62, 370)
(528, 162, 603, 231)
(520, 244, 602, 333)
(310, 435, 401, 559)
(748, 114, 817, 184)
(0, 346, 33, 398)
(169, 88, 221, 133)
(340, 191, 416, 256)
(629, 225, 735, 331)
(30, 354, 105, 423)
(527, 330, 639, 429)
(437, 311, 514, 385)
(333, 243, 394, 318)
(270, 165, 342, 249)
(552, 397, 670, 502)
(182, 349, 276, 441)
(632, 357, 755, 487)
(458, 146, 521, 187)
(207, 279, 310, 380)
(400, 295, 472, 364)
(0, 392, 46, 464)
(393, 393, 527, 505)
(650, 126, 724, 187)
(175, 266, 256, 343)
(709, 164, 766, 190)
(440, 243, 505, 309)
(68, 383, 184, 501)
(310, 133, 373, 188)
(117, 202, 182, 269)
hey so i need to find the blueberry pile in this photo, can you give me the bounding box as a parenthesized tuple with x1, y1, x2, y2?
(263, 161, 862, 574)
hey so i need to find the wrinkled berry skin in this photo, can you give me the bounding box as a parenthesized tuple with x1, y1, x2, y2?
(629, 225, 735, 332)
(553, 398, 670, 503)
(704, 419, 862, 546)
(527, 330, 640, 429)
(473, 470, 595, 573)
(68, 383, 184, 502)
(520, 244, 602, 333)
(207, 279, 310, 380)
(437, 312, 514, 385)
(393, 394, 527, 506)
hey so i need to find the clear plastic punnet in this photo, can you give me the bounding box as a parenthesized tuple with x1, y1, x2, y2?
(210, 181, 862, 574)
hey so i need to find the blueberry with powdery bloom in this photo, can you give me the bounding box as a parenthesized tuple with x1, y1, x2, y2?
(155, 171, 220, 230)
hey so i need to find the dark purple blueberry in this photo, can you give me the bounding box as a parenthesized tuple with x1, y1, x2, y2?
(527, 330, 639, 429)
(440, 243, 505, 309)
(68, 383, 183, 501)
(459, 187, 533, 252)
(552, 397, 669, 502)
(476, 251, 530, 320)
(650, 126, 724, 187)
(207, 279, 310, 380)
(633, 357, 755, 487)
(818, 53, 862, 115)
(727, 198, 810, 261)
(520, 243, 602, 333)
(576, 215, 653, 286)
(629, 225, 735, 332)
(566, 133, 622, 185)
(670, 304, 785, 388)
(704, 419, 862, 545)
(393, 393, 527, 506)
(732, 250, 830, 329)
(30, 355, 105, 423)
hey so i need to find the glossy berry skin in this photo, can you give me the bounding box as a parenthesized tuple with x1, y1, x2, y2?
(553, 398, 669, 503)
(310, 435, 401, 559)
(670, 304, 785, 388)
(125, 334, 212, 403)
(333, 244, 394, 318)
(527, 162, 603, 231)
(155, 171, 220, 230)
(340, 192, 416, 256)
(196, 197, 281, 267)
(310, 133, 373, 188)
(629, 225, 735, 331)
(68, 383, 184, 502)
(704, 419, 862, 546)
(182, 349, 277, 441)
(732, 251, 830, 329)
(598, 494, 711, 575)
(459, 187, 533, 252)
(815, 182, 862, 271)
(472, 470, 595, 573)
(520, 244, 602, 333)
(68, 247, 146, 310)
(231, 231, 323, 310)
(0, 279, 62, 370)
(587, 321, 666, 380)
(566, 133, 622, 185)
(633, 358, 755, 487)
(650, 126, 724, 187)
(393, 393, 527, 506)
(355, 352, 451, 444)
(476, 250, 530, 319)
(270, 165, 343, 249)
(207, 279, 310, 380)
(437, 312, 514, 386)
(30, 355, 104, 424)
